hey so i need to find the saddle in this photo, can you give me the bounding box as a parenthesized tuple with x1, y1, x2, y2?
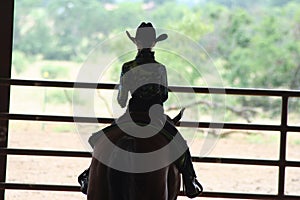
(88, 109, 185, 148)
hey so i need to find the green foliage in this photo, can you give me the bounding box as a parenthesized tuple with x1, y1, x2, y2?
(149, 2, 189, 27)
(245, 133, 279, 144)
(292, 139, 300, 146)
(246, 133, 264, 144)
(40, 64, 69, 79)
(47, 90, 69, 104)
(47, 89, 84, 104)
(12, 50, 30, 74)
(53, 124, 74, 133)
(13, 0, 300, 114)
(13, 5, 57, 58)
(212, 2, 300, 92)
(172, 10, 214, 41)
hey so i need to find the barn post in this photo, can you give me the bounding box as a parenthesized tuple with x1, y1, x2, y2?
(0, 0, 14, 199)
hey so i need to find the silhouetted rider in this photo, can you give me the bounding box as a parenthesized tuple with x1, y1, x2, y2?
(79, 22, 203, 198)
(117, 22, 202, 198)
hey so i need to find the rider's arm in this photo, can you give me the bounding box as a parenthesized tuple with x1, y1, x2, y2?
(117, 64, 129, 108)
(161, 65, 168, 102)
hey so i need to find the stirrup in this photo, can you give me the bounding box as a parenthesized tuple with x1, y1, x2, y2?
(182, 174, 203, 198)
(78, 169, 89, 195)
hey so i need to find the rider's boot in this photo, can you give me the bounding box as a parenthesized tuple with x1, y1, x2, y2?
(78, 168, 90, 194)
(178, 150, 203, 198)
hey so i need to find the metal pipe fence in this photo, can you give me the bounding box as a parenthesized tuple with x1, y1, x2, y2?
(0, 78, 300, 199)
(1, 1, 300, 199)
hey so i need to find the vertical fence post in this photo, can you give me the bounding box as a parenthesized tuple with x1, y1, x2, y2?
(278, 95, 288, 199)
(0, 0, 14, 199)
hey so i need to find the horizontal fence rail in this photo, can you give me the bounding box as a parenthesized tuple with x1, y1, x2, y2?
(1, 113, 300, 132)
(1, 182, 300, 200)
(1, 147, 300, 167)
(1, 183, 300, 200)
(0, 112, 300, 130)
(2, 78, 300, 96)
(1, 78, 300, 199)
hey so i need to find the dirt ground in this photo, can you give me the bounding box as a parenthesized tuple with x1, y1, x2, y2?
(4, 124, 300, 200)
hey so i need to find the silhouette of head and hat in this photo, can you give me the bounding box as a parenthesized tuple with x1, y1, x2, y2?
(126, 22, 168, 49)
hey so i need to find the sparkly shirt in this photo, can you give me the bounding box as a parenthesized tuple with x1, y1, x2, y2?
(117, 50, 168, 108)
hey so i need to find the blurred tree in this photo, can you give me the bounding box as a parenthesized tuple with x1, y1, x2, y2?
(12, 51, 30, 74)
(149, 2, 189, 27)
(14, 2, 56, 58)
(47, 0, 108, 60)
(40, 64, 69, 79)
(222, 3, 300, 90)
(12, 0, 300, 92)
(11, 0, 300, 118)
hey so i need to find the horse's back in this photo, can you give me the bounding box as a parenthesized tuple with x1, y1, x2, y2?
(108, 165, 171, 200)
(87, 125, 180, 200)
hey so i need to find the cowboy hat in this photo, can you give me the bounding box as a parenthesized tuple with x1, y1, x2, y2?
(126, 22, 168, 49)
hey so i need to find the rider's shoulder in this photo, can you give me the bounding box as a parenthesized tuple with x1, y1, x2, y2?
(156, 62, 166, 69)
(122, 60, 134, 66)
(122, 59, 166, 72)
(122, 60, 138, 69)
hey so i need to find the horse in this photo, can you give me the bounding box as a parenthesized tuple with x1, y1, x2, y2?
(87, 111, 184, 200)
